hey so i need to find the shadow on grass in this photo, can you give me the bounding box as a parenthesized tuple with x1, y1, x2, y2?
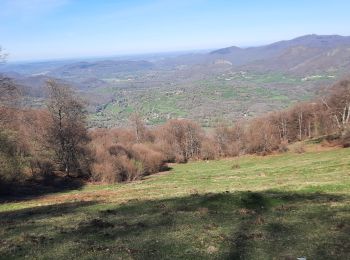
(141, 165, 174, 180)
(0, 174, 85, 202)
(0, 191, 349, 259)
(0, 200, 98, 222)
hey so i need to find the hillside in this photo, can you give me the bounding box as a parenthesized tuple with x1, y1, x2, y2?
(1, 144, 349, 259)
(209, 35, 350, 73)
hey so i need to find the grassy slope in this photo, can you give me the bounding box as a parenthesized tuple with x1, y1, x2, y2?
(0, 145, 349, 259)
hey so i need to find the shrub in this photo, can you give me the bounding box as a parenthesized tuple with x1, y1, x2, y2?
(278, 140, 289, 153)
(91, 159, 115, 183)
(89, 128, 167, 183)
(159, 119, 203, 163)
(200, 137, 219, 160)
(113, 156, 139, 182)
(340, 128, 350, 148)
(293, 143, 306, 154)
(109, 143, 132, 158)
(245, 118, 280, 154)
(131, 143, 165, 175)
(214, 123, 244, 157)
(0, 131, 23, 194)
(29, 158, 54, 176)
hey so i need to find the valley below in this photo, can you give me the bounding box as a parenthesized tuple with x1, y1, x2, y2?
(2, 34, 349, 127)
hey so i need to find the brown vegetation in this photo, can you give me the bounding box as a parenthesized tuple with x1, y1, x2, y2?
(1, 71, 350, 193)
(45, 80, 90, 177)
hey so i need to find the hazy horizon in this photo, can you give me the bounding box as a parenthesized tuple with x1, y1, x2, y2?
(1, 0, 350, 61)
(4, 33, 350, 64)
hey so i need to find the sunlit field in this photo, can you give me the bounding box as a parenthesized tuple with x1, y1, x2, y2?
(1, 145, 349, 259)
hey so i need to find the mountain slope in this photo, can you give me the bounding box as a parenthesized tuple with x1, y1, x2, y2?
(210, 34, 350, 74)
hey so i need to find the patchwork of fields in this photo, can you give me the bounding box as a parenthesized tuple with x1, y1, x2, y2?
(88, 71, 335, 127)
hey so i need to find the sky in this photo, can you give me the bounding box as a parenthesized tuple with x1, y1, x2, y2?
(1, 0, 350, 61)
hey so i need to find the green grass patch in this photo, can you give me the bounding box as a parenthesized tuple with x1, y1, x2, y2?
(1, 147, 349, 259)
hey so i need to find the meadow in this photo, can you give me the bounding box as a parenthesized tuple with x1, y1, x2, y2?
(0, 144, 349, 259)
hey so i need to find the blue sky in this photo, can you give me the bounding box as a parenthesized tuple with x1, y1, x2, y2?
(1, 0, 350, 61)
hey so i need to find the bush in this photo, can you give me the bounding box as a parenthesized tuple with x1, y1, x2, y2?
(29, 158, 54, 177)
(0, 131, 23, 194)
(159, 119, 203, 163)
(245, 118, 280, 154)
(113, 156, 139, 182)
(214, 123, 244, 157)
(278, 140, 289, 153)
(200, 137, 219, 160)
(91, 159, 115, 183)
(293, 143, 306, 154)
(108, 143, 132, 158)
(131, 143, 165, 175)
(340, 128, 350, 148)
(89, 128, 167, 183)
(149, 140, 176, 163)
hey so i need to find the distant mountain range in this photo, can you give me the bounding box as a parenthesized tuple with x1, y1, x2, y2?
(50, 60, 155, 78)
(208, 34, 350, 74)
(2, 34, 350, 77)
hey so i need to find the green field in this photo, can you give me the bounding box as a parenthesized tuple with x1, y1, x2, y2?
(1, 145, 349, 259)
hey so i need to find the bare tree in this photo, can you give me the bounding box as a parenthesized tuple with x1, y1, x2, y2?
(162, 119, 203, 162)
(129, 112, 147, 143)
(322, 80, 350, 131)
(0, 77, 19, 104)
(276, 111, 288, 141)
(0, 48, 20, 128)
(245, 117, 280, 154)
(214, 122, 244, 157)
(45, 80, 89, 176)
(0, 47, 17, 103)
